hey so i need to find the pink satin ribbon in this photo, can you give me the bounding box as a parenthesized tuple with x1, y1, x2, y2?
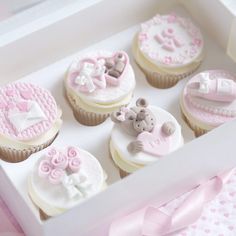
(109, 170, 233, 236)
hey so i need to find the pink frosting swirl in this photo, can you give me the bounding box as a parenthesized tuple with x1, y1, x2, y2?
(48, 169, 65, 185)
(68, 157, 81, 173)
(38, 160, 52, 178)
(67, 146, 79, 158)
(51, 153, 68, 169)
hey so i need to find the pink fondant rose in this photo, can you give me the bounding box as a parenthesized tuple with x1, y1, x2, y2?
(51, 153, 68, 169)
(68, 157, 81, 173)
(48, 168, 65, 185)
(67, 147, 79, 158)
(46, 147, 59, 160)
(38, 160, 52, 178)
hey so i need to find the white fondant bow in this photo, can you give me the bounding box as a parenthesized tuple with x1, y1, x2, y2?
(62, 171, 92, 199)
(75, 60, 106, 93)
(199, 74, 211, 94)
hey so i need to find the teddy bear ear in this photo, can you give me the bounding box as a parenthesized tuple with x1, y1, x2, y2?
(110, 111, 122, 123)
(136, 98, 148, 108)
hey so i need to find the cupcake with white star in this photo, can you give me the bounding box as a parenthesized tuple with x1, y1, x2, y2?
(133, 13, 204, 88)
(64, 50, 136, 126)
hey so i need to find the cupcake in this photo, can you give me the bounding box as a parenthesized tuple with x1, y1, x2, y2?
(0, 82, 62, 163)
(180, 70, 236, 137)
(133, 13, 204, 88)
(64, 50, 136, 126)
(110, 98, 184, 177)
(28, 146, 107, 218)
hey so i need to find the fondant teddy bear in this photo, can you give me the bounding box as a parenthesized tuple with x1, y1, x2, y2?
(111, 98, 176, 154)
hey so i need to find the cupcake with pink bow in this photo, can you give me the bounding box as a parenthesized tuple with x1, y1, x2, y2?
(64, 50, 136, 126)
(132, 13, 204, 88)
(28, 146, 107, 218)
(0, 82, 62, 163)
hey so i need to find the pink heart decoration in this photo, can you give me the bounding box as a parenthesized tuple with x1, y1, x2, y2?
(6, 89, 15, 96)
(0, 102, 6, 109)
(137, 125, 171, 157)
(20, 90, 33, 100)
(104, 51, 129, 86)
(7, 102, 15, 110)
(16, 101, 29, 112)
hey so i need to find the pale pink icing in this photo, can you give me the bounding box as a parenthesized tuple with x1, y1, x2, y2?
(182, 70, 236, 127)
(38, 146, 82, 185)
(137, 125, 171, 157)
(0, 82, 58, 141)
(68, 51, 129, 94)
(138, 13, 203, 67)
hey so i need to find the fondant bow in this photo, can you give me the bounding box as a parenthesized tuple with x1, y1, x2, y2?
(75, 59, 106, 93)
(109, 170, 233, 236)
(62, 171, 92, 199)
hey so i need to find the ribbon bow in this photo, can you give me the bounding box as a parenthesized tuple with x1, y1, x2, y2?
(199, 74, 211, 94)
(109, 170, 233, 236)
(75, 59, 106, 93)
(61, 171, 92, 199)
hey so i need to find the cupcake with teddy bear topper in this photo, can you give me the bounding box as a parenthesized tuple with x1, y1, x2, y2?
(0, 81, 62, 163)
(28, 145, 107, 219)
(65, 50, 136, 126)
(133, 13, 204, 88)
(181, 70, 236, 137)
(110, 98, 184, 177)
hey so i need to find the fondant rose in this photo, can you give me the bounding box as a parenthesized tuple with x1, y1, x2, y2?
(38, 160, 52, 178)
(46, 147, 59, 160)
(67, 147, 79, 158)
(68, 157, 81, 173)
(48, 168, 65, 185)
(51, 153, 68, 169)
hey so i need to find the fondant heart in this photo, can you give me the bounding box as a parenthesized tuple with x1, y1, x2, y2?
(104, 51, 129, 86)
(137, 125, 171, 157)
(0, 102, 6, 109)
(6, 89, 15, 96)
(16, 101, 29, 112)
(7, 102, 15, 110)
(73, 51, 129, 93)
(20, 90, 33, 100)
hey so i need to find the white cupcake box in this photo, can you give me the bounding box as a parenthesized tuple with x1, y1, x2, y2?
(0, 0, 236, 235)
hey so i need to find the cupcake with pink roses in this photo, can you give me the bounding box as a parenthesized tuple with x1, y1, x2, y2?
(28, 146, 107, 218)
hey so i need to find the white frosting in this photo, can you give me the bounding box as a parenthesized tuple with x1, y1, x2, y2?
(66, 51, 135, 104)
(110, 106, 183, 167)
(28, 147, 106, 216)
(132, 34, 203, 75)
(138, 14, 204, 68)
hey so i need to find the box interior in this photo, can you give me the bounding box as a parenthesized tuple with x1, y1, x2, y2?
(1, 0, 236, 235)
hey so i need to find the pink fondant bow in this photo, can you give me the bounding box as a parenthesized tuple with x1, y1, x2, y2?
(109, 170, 233, 236)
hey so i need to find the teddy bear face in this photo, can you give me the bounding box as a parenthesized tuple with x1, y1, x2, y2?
(111, 98, 156, 136)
